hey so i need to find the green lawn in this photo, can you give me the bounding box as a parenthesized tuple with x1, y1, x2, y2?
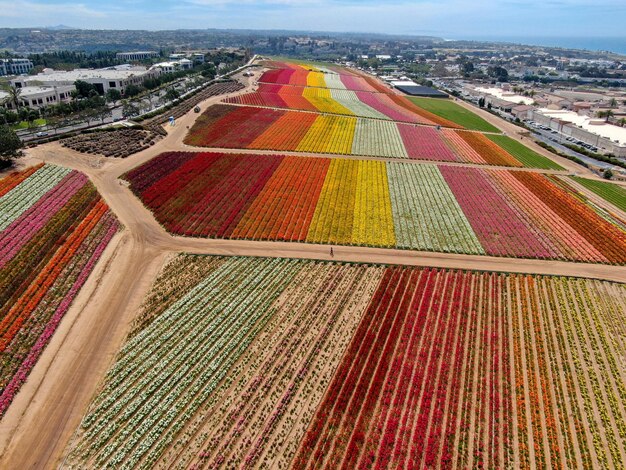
(570, 176, 626, 212)
(408, 97, 500, 133)
(487, 134, 564, 170)
(11, 118, 47, 130)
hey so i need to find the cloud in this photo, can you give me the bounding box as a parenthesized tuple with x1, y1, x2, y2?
(0, 0, 624, 36)
(0, 0, 106, 19)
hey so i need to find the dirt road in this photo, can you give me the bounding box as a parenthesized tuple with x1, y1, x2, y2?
(1, 68, 625, 469)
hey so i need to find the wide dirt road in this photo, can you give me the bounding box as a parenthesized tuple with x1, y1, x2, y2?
(1, 68, 625, 469)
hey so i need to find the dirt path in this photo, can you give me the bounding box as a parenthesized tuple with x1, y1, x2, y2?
(1, 67, 626, 469)
(0, 233, 168, 468)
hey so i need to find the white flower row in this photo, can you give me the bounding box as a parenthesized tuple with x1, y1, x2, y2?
(0, 165, 72, 231)
(387, 162, 485, 254)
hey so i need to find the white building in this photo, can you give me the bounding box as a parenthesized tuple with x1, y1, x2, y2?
(116, 51, 159, 62)
(151, 59, 194, 74)
(168, 52, 205, 65)
(0, 58, 34, 76)
(11, 66, 159, 95)
(0, 85, 74, 110)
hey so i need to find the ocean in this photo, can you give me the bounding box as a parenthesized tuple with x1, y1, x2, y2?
(454, 36, 626, 56)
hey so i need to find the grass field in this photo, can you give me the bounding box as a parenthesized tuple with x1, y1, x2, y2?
(570, 176, 626, 212)
(408, 97, 500, 132)
(11, 119, 46, 130)
(487, 134, 564, 170)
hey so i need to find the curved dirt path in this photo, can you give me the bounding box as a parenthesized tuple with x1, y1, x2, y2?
(1, 68, 626, 469)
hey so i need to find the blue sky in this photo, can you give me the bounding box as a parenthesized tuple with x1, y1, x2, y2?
(0, 0, 624, 38)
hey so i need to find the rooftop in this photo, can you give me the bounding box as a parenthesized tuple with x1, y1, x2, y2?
(474, 86, 534, 105)
(16, 67, 154, 84)
(538, 108, 626, 146)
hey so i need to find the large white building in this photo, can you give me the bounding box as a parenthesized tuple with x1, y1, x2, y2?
(0, 85, 74, 110)
(0, 58, 34, 76)
(11, 65, 159, 95)
(151, 59, 193, 73)
(116, 51, 159, 61)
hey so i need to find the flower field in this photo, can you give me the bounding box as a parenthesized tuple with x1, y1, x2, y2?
(0, 164, 119, 416)
(124, 152, 626, 263)
(184, 104, 561, 167)
(251, 61, 466, 126)
(258, 65, 388, 93)
(64, 255, 626, 469)
(224, 83, 458, 125)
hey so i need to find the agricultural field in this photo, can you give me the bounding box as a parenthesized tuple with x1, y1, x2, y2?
(184, 104, 560, 168)
(487, 134, 564, 170)
(0, 164, 119, 416)
(409, 96, 501, 132)
(569, 176, 626, 212)
(125, 151, 626, 264)
(259, 65, 389, 93)
(224, 83, 459, 126)
(64, 255, 626, 469)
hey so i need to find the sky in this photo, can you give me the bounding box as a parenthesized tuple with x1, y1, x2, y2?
(0, 0, 625, 39)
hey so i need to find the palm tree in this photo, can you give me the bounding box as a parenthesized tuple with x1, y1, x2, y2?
(597, 110, 615, 123)
(608, 98, 618, 108)
(619, 118, 626, 127)
(7, 86, 22, 109)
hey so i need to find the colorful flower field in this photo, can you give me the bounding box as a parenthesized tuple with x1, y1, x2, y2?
(0, 164, 119, 416)
(124, 152, 626, 264)
(184, 104, 561, 168)
(258, 65, 389, 93)
(63, 255, 626, 469)
(224, 83, 460, 126)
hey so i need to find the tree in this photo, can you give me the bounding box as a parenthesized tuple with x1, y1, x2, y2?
(456, 57, 474, 76)
(603, 169, 613, 180)
(26, 109, 39, 128)
(2, 86, 23, 110)
(0, 126, 23, 168)
(608, 98, 618, 108)
(95, 106, 112, 124)
(74, 80, 97, 98)
(597, 110, 614, 123)
(124, 84, 142, 98)
(618, 118, 626, 127)
(106, 88, 122, 104)
(478, 97, 486, 108)
(121, 100, 140, 118)
(487, 65, 509, 82)
(46, 115, 65, 134)
(164, 87, 180, 102)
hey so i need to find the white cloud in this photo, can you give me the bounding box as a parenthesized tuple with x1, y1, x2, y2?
(0, 1, 106, 19)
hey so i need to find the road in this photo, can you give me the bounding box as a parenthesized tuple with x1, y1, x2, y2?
(1, 62, 625, 469)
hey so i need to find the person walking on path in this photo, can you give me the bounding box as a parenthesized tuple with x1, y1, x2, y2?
(330, 247, 334, 257)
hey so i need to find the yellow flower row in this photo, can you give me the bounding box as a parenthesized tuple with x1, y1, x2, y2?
(307, 159, 396, 246)
(296, 115, 357, 154)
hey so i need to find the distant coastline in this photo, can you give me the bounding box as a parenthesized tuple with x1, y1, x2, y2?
(453, 36, 626, 56)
